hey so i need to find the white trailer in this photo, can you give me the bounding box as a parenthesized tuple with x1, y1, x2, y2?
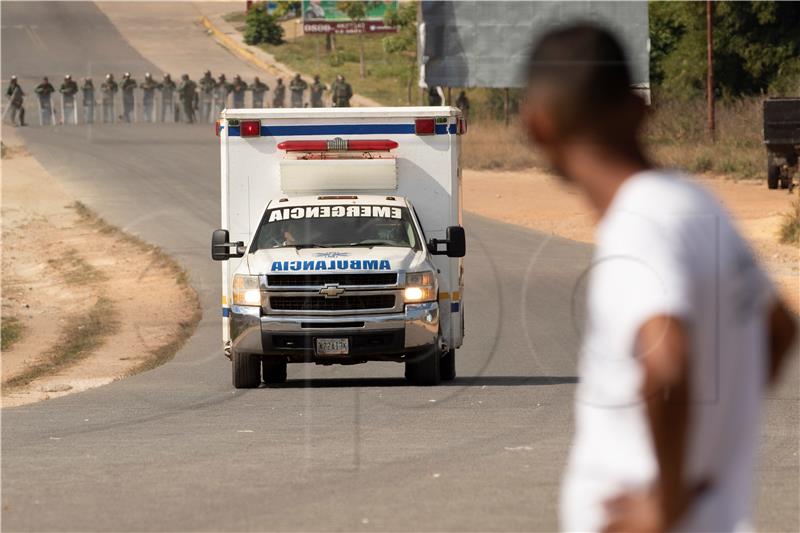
(212, 107, 466, 387)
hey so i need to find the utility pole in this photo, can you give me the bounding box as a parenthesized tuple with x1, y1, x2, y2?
(706, 0, 715, 142)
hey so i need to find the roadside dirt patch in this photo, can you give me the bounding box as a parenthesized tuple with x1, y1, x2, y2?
(463, 168, 799, 313)
(1, 131, 201, 407)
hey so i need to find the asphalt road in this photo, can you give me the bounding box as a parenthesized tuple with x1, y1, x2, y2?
(2, 3, 797, 531)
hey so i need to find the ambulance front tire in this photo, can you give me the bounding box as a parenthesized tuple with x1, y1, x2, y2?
(262, 358, 287, 385)
(440, 349, 456, 381)
(405, 345, 441, 386)
(232, 351, 261, 388)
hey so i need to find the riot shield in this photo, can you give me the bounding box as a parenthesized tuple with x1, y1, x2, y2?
(199, 92, 214, 123)
(38, 95, 54, 126)
(61, 93, 78, 125)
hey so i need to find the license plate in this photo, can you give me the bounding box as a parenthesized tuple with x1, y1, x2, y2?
(315, 338, 349, 356)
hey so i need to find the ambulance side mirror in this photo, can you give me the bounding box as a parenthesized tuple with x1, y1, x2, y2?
(211, 229, 245, 261)
(428, 226, 466, 258)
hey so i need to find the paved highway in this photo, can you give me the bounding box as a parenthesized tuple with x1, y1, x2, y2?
(2, 3, 797, 531)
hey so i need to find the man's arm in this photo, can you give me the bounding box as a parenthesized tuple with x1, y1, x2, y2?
(767, 300, 796, 385)
(603, 315, 697, 533)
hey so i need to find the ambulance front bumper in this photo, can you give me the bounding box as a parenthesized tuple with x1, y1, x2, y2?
(229, 302, 439, 361)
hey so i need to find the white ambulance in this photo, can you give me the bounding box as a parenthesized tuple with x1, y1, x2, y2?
(211, 107, 466, 388)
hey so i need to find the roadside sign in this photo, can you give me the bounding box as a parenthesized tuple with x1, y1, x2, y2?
(302, 0, 397, 34)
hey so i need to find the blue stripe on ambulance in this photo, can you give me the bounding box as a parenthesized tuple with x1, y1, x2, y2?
(222, 307, 230, 317)
(226, 123, 457, 137)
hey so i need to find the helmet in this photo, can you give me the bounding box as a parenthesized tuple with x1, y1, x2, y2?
(65, 74, 71, 80)
(106, 73, 113, 79)
(10, 75, 17, 81)
(204, 70, 211, 76)
(163, 73, 171, 79)
(145, 72, 152, 78)
(123, 72, 130, 78)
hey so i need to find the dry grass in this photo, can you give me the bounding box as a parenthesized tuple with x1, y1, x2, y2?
(3, 297, 119, 390)
(779, 198, 800, 245)
(646, 97, 764, 180)
(1, 316, 25, 352)
(461, 120, 543, 171)
(461, 97, 765, 182)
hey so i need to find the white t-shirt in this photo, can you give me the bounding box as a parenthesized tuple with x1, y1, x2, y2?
(560, 171, 774, 532)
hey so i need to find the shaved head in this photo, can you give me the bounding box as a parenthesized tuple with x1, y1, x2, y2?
(524, 23, 640, 141)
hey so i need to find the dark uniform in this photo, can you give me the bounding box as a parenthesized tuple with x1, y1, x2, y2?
(230, 75, 249, 108)
(310, 75, 327, 108)
(178, 74, 197, 123)
(289, 74, 308, 108)
(100, 74, 118, 123)
(331, 75, 353, 108)
(34, 77, 55, 125)
(214, 74, 231, 115)
(6, 77, 26, 126)
(455, 90, 470, 120)
(251, 77, 269, 108)
(140, 73, 158, 122)
(120, 73, 137, 123)
(158, 74, 177, 122)
(427, 86, 442, 106)
(59, 75, 79, 124)
(81, 78, 95, 124)
(273, 78, 286, 108)
(198, 71, 215, 122)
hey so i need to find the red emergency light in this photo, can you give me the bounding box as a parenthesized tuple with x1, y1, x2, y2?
(240, 120, 261, 137)
(277, 139, 398, 152)
(414, 118, 436, 135)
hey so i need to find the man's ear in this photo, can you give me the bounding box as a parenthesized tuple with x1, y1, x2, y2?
(521, 99, 557, 147)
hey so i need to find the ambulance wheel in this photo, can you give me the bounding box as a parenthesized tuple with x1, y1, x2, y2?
(405, 346, 441, 386)
(440, 349, 456, 381)
(262, 359, 287, 385)
(232, 351, 261, 389)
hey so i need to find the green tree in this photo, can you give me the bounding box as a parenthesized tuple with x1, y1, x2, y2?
(382, 2, 417, 104)
(244, 2, 284, 46)
(650, 1, 800, 99)
(338, 1, 368, 78)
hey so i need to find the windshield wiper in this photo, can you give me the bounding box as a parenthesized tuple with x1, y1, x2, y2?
(289, 243, 325, 249)
(342, 241, 400, 247)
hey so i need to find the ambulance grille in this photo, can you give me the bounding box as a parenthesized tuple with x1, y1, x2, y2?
(270, 295, 396, 311)
(267, 273, 397, 287)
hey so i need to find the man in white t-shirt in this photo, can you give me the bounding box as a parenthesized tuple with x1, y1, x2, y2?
(520, 24, 797, 532)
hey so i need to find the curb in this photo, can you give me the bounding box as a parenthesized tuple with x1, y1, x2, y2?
(199, 14, 380, 108)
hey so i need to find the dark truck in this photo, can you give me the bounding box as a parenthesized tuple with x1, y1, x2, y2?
(764, 98, 800, 189)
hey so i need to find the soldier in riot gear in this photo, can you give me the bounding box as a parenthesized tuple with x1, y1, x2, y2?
(81, 78, 95, 124)
(198, 70, 215, 122)
(6, 76, 26, 126)
(158, 73, 177, 122)
(140, 72, 158, 122)
(272, 78, 286, 108)
(310, 75, 327, 108)
(455, 90, 470, 120)
(120, 72, 137, 123)
(289, 73, 308, 108)
(213, 73, 231, 115)
(331, 75, 352, 107)
(178, 74, 197, 123)
(250, 76, 269, 108)
(100, 73, 118, 123)
(34, 76, 56, 125)
(230, 74, 248, 108)
(59, 75, 79, 124)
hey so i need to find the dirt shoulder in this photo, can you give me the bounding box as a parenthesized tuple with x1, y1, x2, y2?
(463, 168, 799, 313)
(1, 131, 200, 408)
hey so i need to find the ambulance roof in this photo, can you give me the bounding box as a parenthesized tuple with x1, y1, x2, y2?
(267, 194, 407, 209)
(221, 106, 460, 120)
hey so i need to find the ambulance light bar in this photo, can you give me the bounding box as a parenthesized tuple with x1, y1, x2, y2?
(277, 139, 398, 152)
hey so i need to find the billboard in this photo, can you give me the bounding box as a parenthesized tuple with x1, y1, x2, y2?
(420, 1, 649, 90)
(303, 0, 398, 34)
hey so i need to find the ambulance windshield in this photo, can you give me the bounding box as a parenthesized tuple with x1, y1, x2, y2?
(251, 204, 421, 252)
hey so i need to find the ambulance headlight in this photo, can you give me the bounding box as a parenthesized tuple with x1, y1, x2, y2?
(233, 274, 262, 306)
(404, 271, 436, 302)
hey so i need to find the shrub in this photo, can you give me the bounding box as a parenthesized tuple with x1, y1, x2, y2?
(244, 4, 284, 45)
(778, 198, 800, 245)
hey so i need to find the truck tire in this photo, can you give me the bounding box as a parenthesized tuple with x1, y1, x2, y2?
(405, 347, 441, 386)
(232, 351, 261, 389)
(767, 158, 780, 190)
(262, 359, 287, 385)
(440, 349, 456, 381)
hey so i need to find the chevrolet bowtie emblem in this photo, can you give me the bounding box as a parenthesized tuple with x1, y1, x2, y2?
(319, 285, 345, 298)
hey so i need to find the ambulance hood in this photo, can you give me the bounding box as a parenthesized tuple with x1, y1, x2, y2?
(246, 246, 428, 276)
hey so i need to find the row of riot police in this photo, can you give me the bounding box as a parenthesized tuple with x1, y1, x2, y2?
(4, 72, 355, 127)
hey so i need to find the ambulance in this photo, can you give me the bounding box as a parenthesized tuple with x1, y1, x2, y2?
(211, 107, 466, 388)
